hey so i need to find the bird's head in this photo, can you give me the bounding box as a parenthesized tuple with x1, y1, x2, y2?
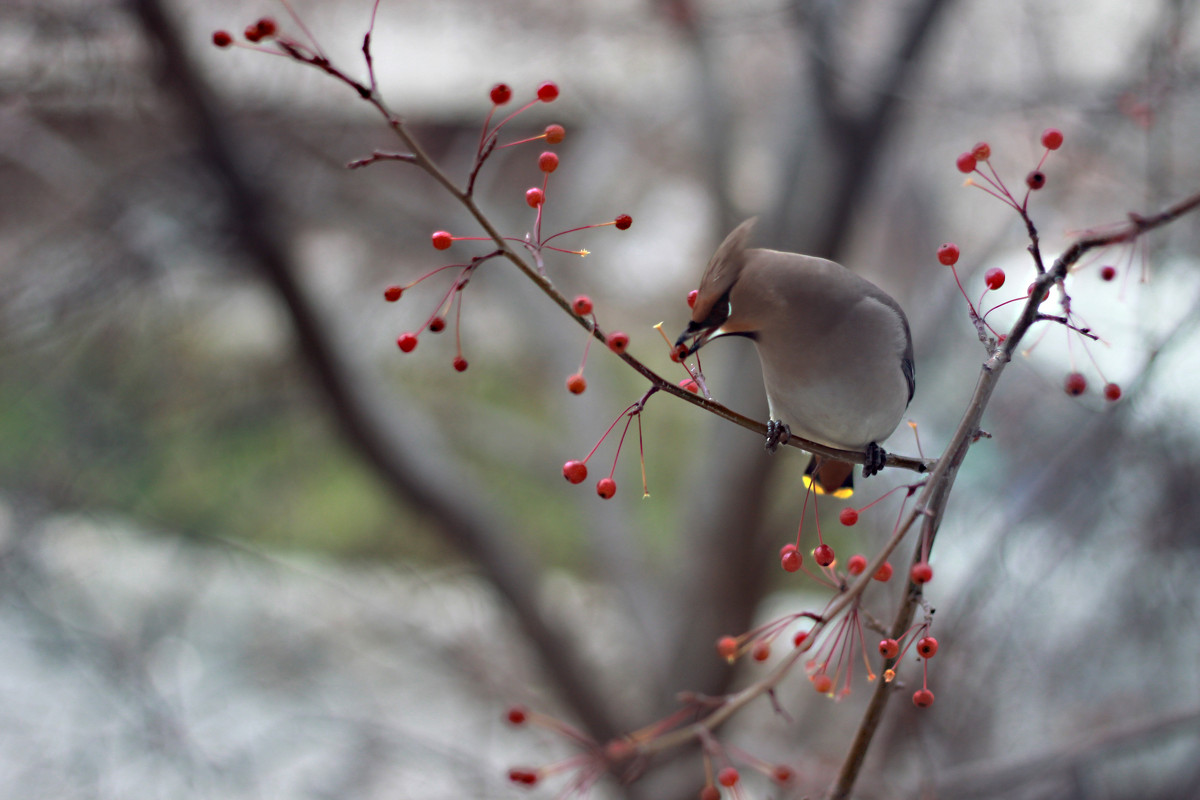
(674, 218, 757, 357)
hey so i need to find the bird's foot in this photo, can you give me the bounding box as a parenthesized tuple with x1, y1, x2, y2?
(863, 442, 887, 477)
(765, 420, 791, 454)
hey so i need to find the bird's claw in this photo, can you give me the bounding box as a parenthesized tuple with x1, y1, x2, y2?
(765, 420, 791, 453)
(863, 442, 887, 477)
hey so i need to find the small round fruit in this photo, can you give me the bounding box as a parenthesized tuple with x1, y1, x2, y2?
(878, 638, 899, 659)
(813, 543, 835, 567)
(917, 636, 939, 658)
(544, 124, 565, 143)
(490, 83, 512, 105)
(566, 373, 587, 394)
(562, 460, 588, 484)
(614, 214, 632, 230)
(453, 356, 468, 372)
(679, 378, 699, 394)
(971, 141, 991, 161)
(383, 285, 403, 302)
(937, 243, 960, 266)
(572, 295, 593, 315)
(538, 151, 559, 173)
(1064, 372, 1087, 397)
(839, 507, 859, 526)
(846, 554, 867, 575)
(751, 640, 770, 661)
(873, 561, 894, 582)
(780, 544, 802, 573)
(606, 331, 629, 354)
(1041, 127, 1064, 150)
(717, 767, 739, 787)
(397, 333, 418, 352)
(956, 152, 977, 173)
(428, 317, 446, 333)
(536, 81, 559, 102)
(985, 267, 1006, 290)
(1100, 265, 1117, 281)
(792, 630, 808, 647)
(255, 18, 277, 37)
(812, 673, 833, 694)
(913, 688, 935, 708)
(596, 477, 616, 499)
(1104, 382, 1122, 402)
(1026, 170, 1046, 190)
(212, 30, 233, 48)
(686, 289, 698, 308)
(525, 187, 545, 207)
(716, 635, 738, 661)
(772, 765, 795, 785)
(432, 230, 453, 250)
(506, 705, 528, 725)
(910, 561, 933, 584)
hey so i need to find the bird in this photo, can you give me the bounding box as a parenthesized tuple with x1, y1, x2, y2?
(675, 219, 914, 497)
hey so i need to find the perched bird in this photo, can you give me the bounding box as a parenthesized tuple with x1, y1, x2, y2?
(675, 219, 914, 497)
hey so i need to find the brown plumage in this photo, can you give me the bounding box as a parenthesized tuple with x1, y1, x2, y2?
(676, 219, 914, 496)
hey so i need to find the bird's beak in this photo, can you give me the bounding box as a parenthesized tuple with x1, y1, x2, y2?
(674, 321, 723, 357)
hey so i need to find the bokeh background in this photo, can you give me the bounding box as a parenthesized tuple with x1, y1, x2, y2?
(3, 1, 1200, 798)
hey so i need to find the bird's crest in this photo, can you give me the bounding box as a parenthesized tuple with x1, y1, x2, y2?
(690, 218, 756, 324)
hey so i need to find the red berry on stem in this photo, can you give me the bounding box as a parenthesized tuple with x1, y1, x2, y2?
(566, 373, 587, 394)
(1026, 170, 1046, 190)
(596, 477, 616, 499)
(431, 230, 453, 250)
(813, 543, 835, 567)
(563, 460, 588, 484)
(525, 187, 545, 207)
(670, 343, 688, 363)
(212, 30, 233, 48)
(917, 636, 939, 658)
(1041, 127, 1064, 150)
(243, 24, 263, 43)
(847, 554, 867, 575)
(1100, 265, 1117, 281)
(538, 151, 559, 173)
(956, 152, 977, 173)
(911, 561, 933, 584)
(937, 243, 960, 266)
(972, 142, 991, 161)
(716, 635, 738, 661)
(1064, 372, 1087, 397)
(536, 81, 559, 102)
(507, 705, 528, 725)
(544, 124, 565, 144)
(874, 561, 894, 582)
(614, 214, 633, 230)
(751, 640, 771, 661)
(1104, 382, 1122, 402)
(490, 83, 512, 105)
(717, 767, 740, 787)
(812, 673, 833, 694)
(679, 378, 699, 394)
(383, 285, 403, 302)
(686, 289, 698, 309)
(572, 295, 593, 315)
(793, 630, 808, 647)
(453, 356, 469, 372)
(772, 765, 795, 784)
(429, 317, 446, 333)
(839, 507, 859, 526)
(255, 17, 277, 38)
(607, 331, 629, 354)
(878, 638, 899, 659)
(913, 688, 935, 708)
(780, 543, 802, 572)
(985, 268, 1006, 291)
(397, 333, 418, 353)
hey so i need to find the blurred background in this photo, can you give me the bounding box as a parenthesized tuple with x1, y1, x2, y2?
(3, 0, 1200, 798)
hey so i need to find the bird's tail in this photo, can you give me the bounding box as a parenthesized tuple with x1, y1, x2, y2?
(802, 457, 855, 498)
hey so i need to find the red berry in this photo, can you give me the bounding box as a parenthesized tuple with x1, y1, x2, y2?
(243, 24, 263, 42)
(937, 242, 960, 266)
(878, 638, 899, 659)
(956, 152, 977, 173)
(686, 289, 698, 308)
(679, 378, 699, 394)
(913, 688, 935, 708)
(1064, 372, 1087, 397)
(538, 151, 559, 173)
(699, 787, 721, 800)
(873, 561, 894, 582)
(429, 317, 446, 333)
(772, 765, 795, 784)
(1041, 127, 1064, 150)
(813, 543, 835, 567)
(971, 142, 991, 161)
(431, 230, 453, 250)
(985, 267, 1006, 291)
(562, 460, 588, 484)
(1104, 382, 1122, 402)
(490, 83, 512, 105)
(212, 30, 233, 48)
(839, 507, 859, 526)
(536, 81, 559, 102)
(525, 187, 545, 207)
(792, 630, 808, 647)
(607, 331, 629, 354)
(255, 17, 277, 37)
(614, 214, 633, 230)
(812, 673, 833, 694)
(383, 285, 403, 302)
(780, 543, 802, 573)
(846, 554, 867, 575)
(670, 343, 688, 363)
(1100, 265, 1116, 281)
(1026, 170, 1046, 190)
(716, 635, 738, 661)
(572, 295, 593, 315)
(544, 124, 565, 144)
(910, 561, 933, 585)
(506, 705, 528, 725)
(566, 373, 587, 394)
(397, 333, 418, 352)
(751, 640, 771, 661)
(717, 767, 739, 787)
(596, 477, 616, 499)
(508, 768, 540, 786)
(453, 356, 468, 372)
(917, 636, 939, 658)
